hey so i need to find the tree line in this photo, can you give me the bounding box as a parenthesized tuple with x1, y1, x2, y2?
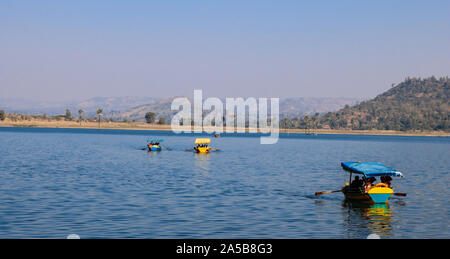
(280, 77, 449, 132)
(0, 108, 168, 125)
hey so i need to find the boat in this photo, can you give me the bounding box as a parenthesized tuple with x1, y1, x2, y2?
(193, 138, 212, 153)
(147, 138, 163, 151)
(341, 162, 404, 204)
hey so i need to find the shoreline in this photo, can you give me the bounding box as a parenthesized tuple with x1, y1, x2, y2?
(279, 128, 450, 137)
(1, 120, 449, 137)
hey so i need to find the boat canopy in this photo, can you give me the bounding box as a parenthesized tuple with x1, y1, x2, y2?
(195, 138, 211, 145)
(341, 162, 404, 178)
(147, 138, 164, 143)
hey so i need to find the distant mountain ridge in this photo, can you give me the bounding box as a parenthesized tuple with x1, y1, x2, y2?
(0, 96, 360, 121)
(76, 96, 160, 114)
(279, 97, 360, 118)
(110, 97, 360, 122)
(0, 96, 158, 116)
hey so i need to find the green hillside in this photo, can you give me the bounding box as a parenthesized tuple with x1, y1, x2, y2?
(319, 77, 450, 131)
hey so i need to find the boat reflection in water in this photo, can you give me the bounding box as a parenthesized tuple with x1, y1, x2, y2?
(194, 152, 211, 173)
(342, 201, 393, 238)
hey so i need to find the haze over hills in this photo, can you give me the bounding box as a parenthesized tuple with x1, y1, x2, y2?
(279, 97, 360, 118)
(0, 98, 73, 115)
(0, 96, 360, 121)
(109, 97, 360, 122)
(0, 96, 159, 117)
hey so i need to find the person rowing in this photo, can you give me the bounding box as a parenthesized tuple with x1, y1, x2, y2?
(350, 176, 364, 189)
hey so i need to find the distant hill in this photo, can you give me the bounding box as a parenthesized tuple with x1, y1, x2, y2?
(75, 96, 159, 116)
(318, 77, 450, 131)
(0, 95, 360, 122)
(279, 97, 360, 118)
(110, 97, 179, 121)
(0, 96, 158, 117)
(110, 97, 359, 122)
(0, 98, 70, 115)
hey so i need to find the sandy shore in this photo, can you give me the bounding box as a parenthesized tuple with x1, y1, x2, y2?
(0, 119, 173, 131)
(0, 119, 449, 137)
(279, 128, 449, 137)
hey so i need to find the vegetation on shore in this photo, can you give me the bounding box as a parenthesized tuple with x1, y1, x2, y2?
(0, 109, 5, 121)
(0, 108, 169, 126)
(281, 77, 449, 132)
(145, 112, 156, 124)
(1, 119, 448, 137)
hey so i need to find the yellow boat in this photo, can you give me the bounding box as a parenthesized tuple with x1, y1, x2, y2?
(193, 138, 212, 153)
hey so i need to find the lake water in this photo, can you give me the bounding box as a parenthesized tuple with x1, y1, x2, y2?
(0, 127, 448, 238)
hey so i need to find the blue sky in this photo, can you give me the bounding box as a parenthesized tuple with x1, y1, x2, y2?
(1, 0, 449, 101)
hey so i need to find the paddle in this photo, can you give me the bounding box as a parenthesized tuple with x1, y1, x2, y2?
(393, 192, 407, 197)
(315, 189, 342, 196)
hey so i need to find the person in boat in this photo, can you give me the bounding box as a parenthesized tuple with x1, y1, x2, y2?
(364, 177, 377, 192)
(350, 176, 364, 189)
(385, 176, 392, 187)
(381, 176, 392, 188)
(194, 144, 202, 152)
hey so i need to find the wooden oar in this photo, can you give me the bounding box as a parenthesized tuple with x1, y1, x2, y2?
(315, 189, 342, 196)
(393, 192, 407, 197)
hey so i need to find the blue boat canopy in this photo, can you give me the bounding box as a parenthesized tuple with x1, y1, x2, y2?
(147, 138, 164, 143)
(341, 162, 404, 178)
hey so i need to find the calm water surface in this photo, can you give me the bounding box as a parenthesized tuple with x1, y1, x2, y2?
(0, 127, 448, 238)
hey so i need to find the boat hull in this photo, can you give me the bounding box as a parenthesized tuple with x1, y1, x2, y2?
(344, 191, 374, 204)
(368, 186, 393, 203)
(148, 145, 162, 151)
(343, 186, 393, 204)
(195, 147, 211, 153)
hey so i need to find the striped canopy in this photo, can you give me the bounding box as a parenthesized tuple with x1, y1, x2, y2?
(341, 162, 404, 178)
